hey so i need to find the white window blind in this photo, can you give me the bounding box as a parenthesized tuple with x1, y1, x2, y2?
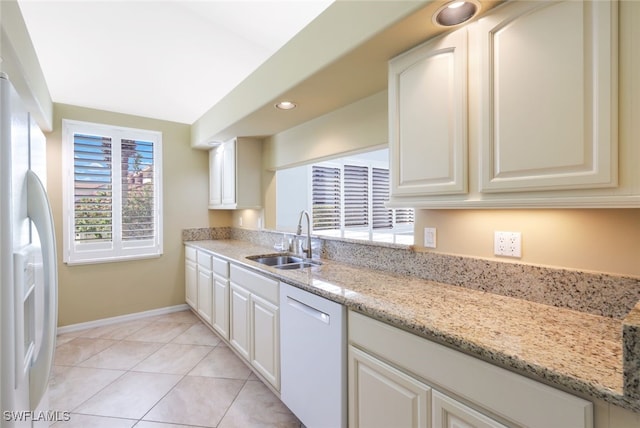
(73, 133, 113, 242)
(311, 165, 341, 231)
(395, 206, 415, 225)
(62, 120, 163, 265)
(121, 139, 155, 241)
(344, 165, 368, 228)
(311, 162, 414, 241)
(372, 167, 393, 230)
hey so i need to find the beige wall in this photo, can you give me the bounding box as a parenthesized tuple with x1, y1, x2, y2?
(48, 104, 211, 326)
(263, 90, 388, 171)
(416, 209, 640, 278)
(259, 88, 640, 279)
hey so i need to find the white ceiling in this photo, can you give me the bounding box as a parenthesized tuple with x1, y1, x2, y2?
(17, 0, 333, 124)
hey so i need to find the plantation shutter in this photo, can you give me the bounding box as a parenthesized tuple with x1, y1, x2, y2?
(312, 166, 341, 230)
(395, 207, 415, 224)
(121, 139, 155, 241)
(73, 134, 113, 243)
(344, 165, 368, 228)
(63, 120, 163, 264)
(372, 167, 393, 229)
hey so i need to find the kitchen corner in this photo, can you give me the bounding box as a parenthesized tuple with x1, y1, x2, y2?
(184, 226, 640, 417)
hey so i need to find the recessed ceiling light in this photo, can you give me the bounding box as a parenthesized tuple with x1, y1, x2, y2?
(433, 0, 479, 27)
(275, 101, 297, 110)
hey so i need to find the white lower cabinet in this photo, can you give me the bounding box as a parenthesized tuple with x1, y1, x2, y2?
(196, 251, 213, 325)
(250, 293, 279, 388)
(185, 247, 231, 337)
(185, 247, 280, 391)
(432, 390, 507, 428)
(185, 247, 197, 309)
(230, 283, 251, 360)
(348, 310, 593, 428)
(349, 345, 431, 428)
(229, 264, 280, 390)
(349, 344, 507, 428)
(212, 271, 230, 340)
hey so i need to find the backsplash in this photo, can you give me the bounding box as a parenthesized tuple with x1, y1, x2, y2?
(182, 227, 231, 241)
(183, 227, 640, 319)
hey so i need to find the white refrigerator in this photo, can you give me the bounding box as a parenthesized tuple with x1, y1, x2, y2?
(0, 73, 58, 427)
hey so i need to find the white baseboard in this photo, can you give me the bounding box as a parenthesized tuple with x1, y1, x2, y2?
(56, 304, 190, 335)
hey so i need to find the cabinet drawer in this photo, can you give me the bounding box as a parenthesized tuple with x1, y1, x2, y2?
(185, 246, 196, 262)
(196, 250, 213, 270)
(230, 264, 278, 304)
(212, 256, 229, 277)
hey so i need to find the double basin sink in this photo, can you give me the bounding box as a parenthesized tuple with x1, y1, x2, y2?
(247, 254, 322, 270)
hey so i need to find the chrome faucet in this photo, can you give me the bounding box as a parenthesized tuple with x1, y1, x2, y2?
(296, 210, 313, 259)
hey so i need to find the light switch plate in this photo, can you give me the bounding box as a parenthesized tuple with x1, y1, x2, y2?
(424, 227, 437, 249)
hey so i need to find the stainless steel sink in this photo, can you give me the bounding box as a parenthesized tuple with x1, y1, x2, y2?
(247, 254, 322, 270)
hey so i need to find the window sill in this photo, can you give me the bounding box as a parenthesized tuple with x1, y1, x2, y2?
(64, 252, 162, 266)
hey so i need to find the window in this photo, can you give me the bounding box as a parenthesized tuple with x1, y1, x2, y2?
(62, 120, 163, 264)
(311, 165, 341, 231)
(311, 157, 414, 244)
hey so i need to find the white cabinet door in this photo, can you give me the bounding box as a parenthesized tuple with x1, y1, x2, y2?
(212, 272, 229, 340)
(230, 283, 251, 360)
(432, 390, 507, 428)
(221, 138, 237, 206)
(250, 293, 280, 390)
(349, 345, 430, 428)
(185, 258, 197, 310)
(196, 268, 213, 325)
(476, 0, 618, 193)
(208, 137, 262, 209)
(208, 147, 222, 207)
(389, 27, 468, 197)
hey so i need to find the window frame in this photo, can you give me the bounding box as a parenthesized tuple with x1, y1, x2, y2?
(62, 119, 163, 265)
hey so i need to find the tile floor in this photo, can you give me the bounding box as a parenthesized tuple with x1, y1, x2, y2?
(49, 310, 301, 427)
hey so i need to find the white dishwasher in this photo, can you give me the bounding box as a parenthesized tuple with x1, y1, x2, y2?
(280, 282, 346, 428)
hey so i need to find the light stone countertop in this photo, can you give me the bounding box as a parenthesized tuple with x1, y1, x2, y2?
(185, 239, 639, 413)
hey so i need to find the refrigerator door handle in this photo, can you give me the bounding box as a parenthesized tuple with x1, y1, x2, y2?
(26, 169, 58, 410)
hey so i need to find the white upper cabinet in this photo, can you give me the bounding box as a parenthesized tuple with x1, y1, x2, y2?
(388, 0, 640, 208)
(209, 137, 262, 209)
(208, 145, 223, 207)
(476, 0, 617, 193)
(389, 28, 468, 196)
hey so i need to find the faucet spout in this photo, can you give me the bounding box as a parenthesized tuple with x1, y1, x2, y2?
(296, 210, 313, 259)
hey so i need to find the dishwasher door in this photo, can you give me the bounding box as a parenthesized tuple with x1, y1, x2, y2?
(280, 283, 346, 428)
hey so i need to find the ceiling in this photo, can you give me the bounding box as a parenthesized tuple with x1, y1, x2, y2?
(190, 0, 502, 146)
(17, 0, 334, 124)
(17, 0, 503, 144)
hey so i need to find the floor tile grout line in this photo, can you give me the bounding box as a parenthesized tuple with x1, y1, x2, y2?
(216, 376, 252, 428)
(132, 344, 229, 427)
(55, 336, 121, 367)
(107, 315, 218, 426)
(53, 310, 298, 427)
(60, 364, 128, 415)
(135, 369, 188, 427)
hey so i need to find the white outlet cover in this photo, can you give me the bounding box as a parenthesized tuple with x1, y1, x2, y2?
(494, 231, 521, 258)
(424, 227, 437, 248)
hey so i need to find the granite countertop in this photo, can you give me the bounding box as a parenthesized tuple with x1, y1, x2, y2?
(185, 239, 639, 412)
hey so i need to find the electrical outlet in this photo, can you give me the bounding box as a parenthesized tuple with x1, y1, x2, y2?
(424, 227, 437, 248)
(494, 231, 521, 258)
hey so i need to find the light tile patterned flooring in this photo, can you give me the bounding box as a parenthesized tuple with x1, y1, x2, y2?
(50, 310, 301, 427)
